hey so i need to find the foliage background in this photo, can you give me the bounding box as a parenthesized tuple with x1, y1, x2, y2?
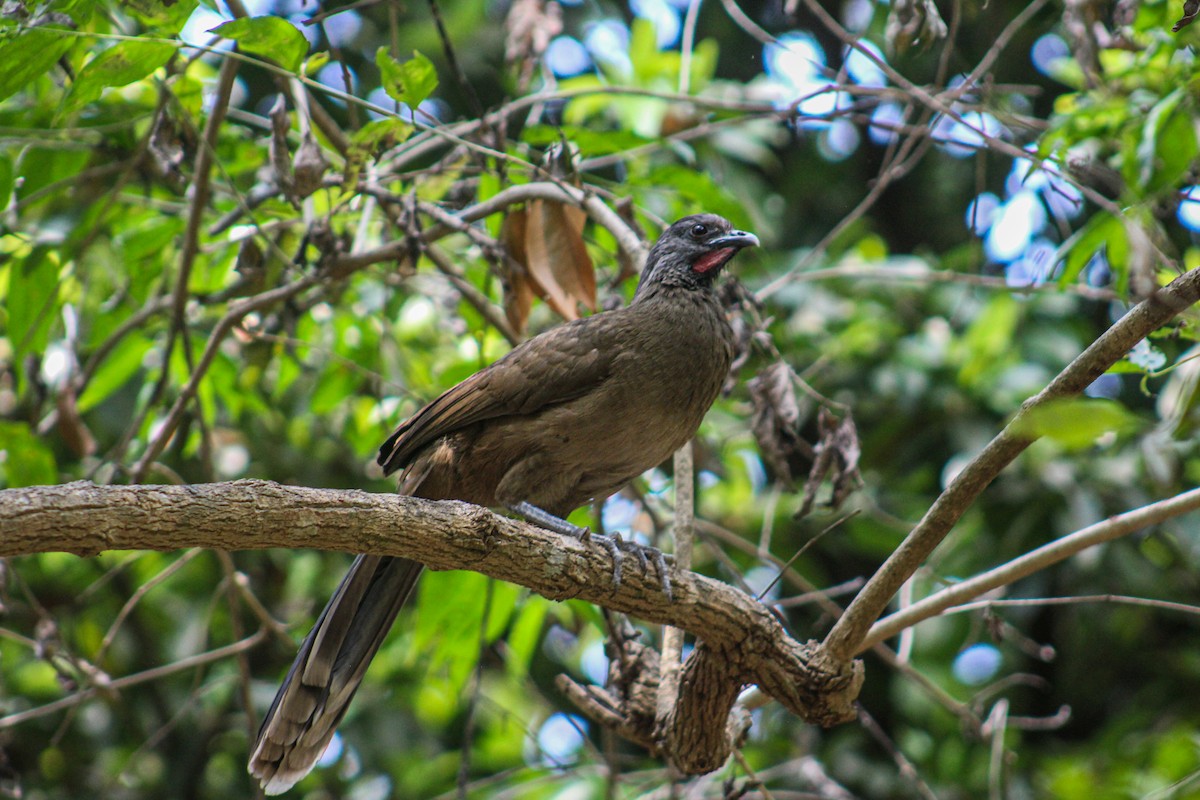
(3, 0, 1200, 797)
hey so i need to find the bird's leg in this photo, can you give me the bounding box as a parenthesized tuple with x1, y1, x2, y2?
(509, 501, 624, 588)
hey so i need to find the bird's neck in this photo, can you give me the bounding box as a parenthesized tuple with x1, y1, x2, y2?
(631, 274, 716, 307)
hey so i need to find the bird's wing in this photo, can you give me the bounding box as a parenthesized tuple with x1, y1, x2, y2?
(377, 317, 617, 474)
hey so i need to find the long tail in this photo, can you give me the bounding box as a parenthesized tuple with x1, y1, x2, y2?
(248, 555, 424, 795)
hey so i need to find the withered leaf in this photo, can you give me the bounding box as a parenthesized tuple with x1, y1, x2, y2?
(524, 198, 596, 319)
(291, 131, 329, 199)
(56, 386, 96, 458)
(500, 209, 535, 334)
(795, 408, 862, 519)
(1175, 0, 1200, 30)
(748, 362, 812, 487)
(268, 95, 292, 193)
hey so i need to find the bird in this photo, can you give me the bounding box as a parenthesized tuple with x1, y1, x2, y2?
(248, 213, 758, 794)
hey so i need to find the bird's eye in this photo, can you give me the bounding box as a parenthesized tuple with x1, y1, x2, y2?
(690, 223, 708, 238)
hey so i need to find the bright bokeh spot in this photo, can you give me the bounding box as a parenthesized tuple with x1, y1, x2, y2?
(545, 35, 592, 76)
(1005, 238, 1057, 286)
(932, 111, 1005, 158)
(585, 19, 632, 75)
(966, 192, 1001, 235)
(765, 32, 827, 94)
(953, 643, 1002, 685)
(1031, 33, 1071, 79)
(580, 640, 609, 685)
(986, 190, 1046, 262)
(868, 101, 904, 144)
(819, 118, 861, 160)
(1178, 186, 1200, 231)
(843, 0, 876, 31)
(631, 0, 682, 48)
(844, 40, 887, 87)
(181, 6, 232, 49)
(321, 10, 363, 48)
(533, 713, 587, 766)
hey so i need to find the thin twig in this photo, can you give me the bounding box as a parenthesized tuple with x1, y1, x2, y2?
(861, 487, 1200, 650)
(0, 630, 268, 729)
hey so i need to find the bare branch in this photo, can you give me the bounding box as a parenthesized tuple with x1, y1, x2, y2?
(862, 487, 1200, 649)
(823, 266, 1200, 663)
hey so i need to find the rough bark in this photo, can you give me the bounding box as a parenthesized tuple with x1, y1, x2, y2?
(1, 480, 862, 772)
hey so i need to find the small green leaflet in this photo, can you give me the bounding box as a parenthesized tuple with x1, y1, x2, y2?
(375, 48, 438, 109)
(1011, 397, 1141, 449)
(210, 17, 308, 73)
(0, 27, 74, 103)
(64, 40, 177, 111)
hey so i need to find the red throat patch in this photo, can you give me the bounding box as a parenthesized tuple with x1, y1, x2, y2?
(692, 247, 734, 274)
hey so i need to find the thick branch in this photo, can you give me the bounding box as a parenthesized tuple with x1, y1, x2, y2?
(823, 267, 1200, 663)
(1, 480, 862, 761)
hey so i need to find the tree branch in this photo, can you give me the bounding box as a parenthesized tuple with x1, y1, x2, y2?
(822, 266, 1200, 663)
(861, 486, 1200, 650)
(1, 480, 862, 770)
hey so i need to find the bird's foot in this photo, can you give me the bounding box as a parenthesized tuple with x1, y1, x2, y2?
(614, 537, 673, 600)
(509, 501, 623, 589)
(508, 503, 672, 597)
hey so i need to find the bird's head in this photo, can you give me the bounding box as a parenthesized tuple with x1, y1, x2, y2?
(636, 214, 759, 294)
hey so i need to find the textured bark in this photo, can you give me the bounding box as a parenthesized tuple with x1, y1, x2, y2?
(1, 480, 862, 773)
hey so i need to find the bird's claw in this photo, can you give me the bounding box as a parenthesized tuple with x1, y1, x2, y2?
(593, 533, 623, 588)
(611, 536, 673, 600)
(508, 502, 670, 598)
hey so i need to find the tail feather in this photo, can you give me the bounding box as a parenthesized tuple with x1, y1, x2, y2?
(248, 555, 424, 795)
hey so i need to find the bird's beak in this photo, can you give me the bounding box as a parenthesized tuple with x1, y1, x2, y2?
(710, 230, 759, 249)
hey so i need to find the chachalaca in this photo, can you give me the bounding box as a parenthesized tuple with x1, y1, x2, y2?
(248, 213, 758, 794)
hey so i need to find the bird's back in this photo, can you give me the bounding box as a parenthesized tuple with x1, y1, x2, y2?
(397, 283, 734, 516)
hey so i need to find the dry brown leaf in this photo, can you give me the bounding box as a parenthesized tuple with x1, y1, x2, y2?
(748, 362, 812, 487)
(500, 209, 535, 334)
(1175, 0, 1200, 30)
(268, 95, 292, 193)
(524, 198, 596, 319)
(796, 408, 862, 520)
(56, 387, 96, 458)
(292, 131, 328, 199)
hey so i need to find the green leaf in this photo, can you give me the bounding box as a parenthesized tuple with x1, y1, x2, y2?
(375, 48, 438, 109)
(211, 17, 308, 73)
(956, 293, 1020, 387)
(64, 40, 177, 111)
(123, 0, 200, 35)
(505, 596, 547, 679)
(1147, 91, 1198, 193)
(629, 17, 659, 83)
(0, 421, 57, 487)
(349, 118, 415, 154)
(644, 164, 748, 228)
(413, 572, 519, 693)
(1058, 212, 1126, 286)
(8, 247, 60, 361)
(1105, 360, 1147, 375)
(0, 26, 74, 103)
(1011, 398, 1142, 449)
(0, 153, 13, 209)
(78, 334, 154, 413)
(346, 118, 413, 182)
(688, 37, 719, 91)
